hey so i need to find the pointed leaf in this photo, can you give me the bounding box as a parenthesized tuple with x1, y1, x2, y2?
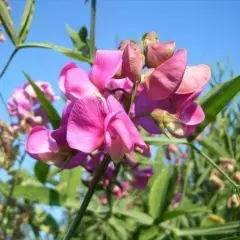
(0, 0, 18, 45)
(34, 161, 50, 184)
(19, 0, 35, 43)
(148, 165, 178, 221)
(23, 72, 61, 129)
(189, 75, 240, 140)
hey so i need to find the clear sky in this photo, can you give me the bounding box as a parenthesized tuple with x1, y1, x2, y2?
(0, 0, 240, 223)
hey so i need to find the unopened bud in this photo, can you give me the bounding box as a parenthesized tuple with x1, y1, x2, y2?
(142, 31, 160, 47)
(167, 144, 179, 153)
(122, 42, 142, 82)
(227, 194, 240, 208)
(145, 41, 175, 68)
(219, 157, 236, 172)
(118, 40, 131, 51)
(234, 172, 240, 184)
(210, 174, 224, 189)
(0, 32, 5, 42)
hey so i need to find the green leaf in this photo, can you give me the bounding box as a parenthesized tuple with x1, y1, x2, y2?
(0, 0, 18, 45)
(113, 209, 153, 225)
(19, 42, 92, 63)
(139, 226, 159, 240)
(176, 221, 240, 237)
(24, 72, 61, 129)
(34, 161, 50, 184)
(189, 75, 240, 140)
(66, 25, 86, 49)
(148, 165, 178, 221)
(79, 26, 88, 42)
(0, 181, 65, 206)
(143, 136, 187, 145)
(60, 167, 82, 199)
(199, 139, 230, 157)
(161, 206, 210, 221)
(19, 0, 35, 43)
(108, 217, 129, 240)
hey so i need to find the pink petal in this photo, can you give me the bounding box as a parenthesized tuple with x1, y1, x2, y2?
(180, 102, 205, 125)
(107, 95, 147, 151)
(59, 62, 77, 94)
(89, 50, 123, 92)
(176, 64, 211, 94)
(144, 49, 187, 101)
(145, 41, 175, 68)
(65, 68, 98, 101)
(26, 126, 61, 164)
(67, 96, 108, 153)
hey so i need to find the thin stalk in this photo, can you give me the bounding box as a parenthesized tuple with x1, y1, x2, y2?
(1, 152, 26, 227)
(90, 0, 96, 60)
(64, 154, 111, 240)
(0, 48, 19, 78)
(190, 144, 239, 190)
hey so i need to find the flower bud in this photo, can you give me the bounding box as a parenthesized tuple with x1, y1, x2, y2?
(234, 171, 240, 184)
(227, 194, 240, 208)
(219, 157, 236, 172)
(0, 32, 5, 42)
(145, 41, 175, 68)
(167, 144, 179, 153)
(142, 31, 160, 47)
(122, 43, 142, 82)
(209, 174, 224, 189)
(118, 40, 131, 51)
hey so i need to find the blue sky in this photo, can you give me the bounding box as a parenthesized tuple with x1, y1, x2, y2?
(1, 0, 240, 162)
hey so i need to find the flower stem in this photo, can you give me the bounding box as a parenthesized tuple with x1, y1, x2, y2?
(64, 154, 111, 240)
(90, 0, 96, 60)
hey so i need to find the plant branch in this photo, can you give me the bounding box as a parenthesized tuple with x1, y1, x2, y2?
(90, 0, 96, 60)
(64, 154, 111, 240)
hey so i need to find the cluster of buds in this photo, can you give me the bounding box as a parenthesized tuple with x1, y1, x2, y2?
(0, 0, 11, 43)
(0, 120, 17, 168)
(210, 157, 238, 190)
(7, 81, 59, 133)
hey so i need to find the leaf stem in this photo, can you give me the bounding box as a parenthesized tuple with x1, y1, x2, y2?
(64, 154, 111, 240)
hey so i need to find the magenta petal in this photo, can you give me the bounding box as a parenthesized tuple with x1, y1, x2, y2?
(107, 95, 147, 151)
(180, 102, 205, 125)
(65, 68, 98, 101)
(144, 49, 187, 101)
(67, 96, 108, 153)
(26, 126, 61, 163)
(176, 64, 211, 94)
(89, 50, 123, 92)
(59, 62, 77, 94)
(57, 151, 88, 169)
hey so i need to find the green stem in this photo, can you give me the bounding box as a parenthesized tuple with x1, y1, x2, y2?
(0, 152, 26, 228)
(90, 0, 96, 60)
(64, 154, 111, 240)
(0, 48, 19, 78)
(127, 81, 139, 114)
(190, 144, 239, 189)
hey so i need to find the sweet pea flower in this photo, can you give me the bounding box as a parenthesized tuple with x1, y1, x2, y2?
(66, 94, 147, 162)
(135, 90, 204, 138)
(58, 50, 123, 101)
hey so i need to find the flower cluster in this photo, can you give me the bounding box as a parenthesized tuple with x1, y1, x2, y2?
(7, 81, 59, 132)
(26, 32, 210, 189)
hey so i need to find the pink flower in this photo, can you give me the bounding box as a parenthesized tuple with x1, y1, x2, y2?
(0, 32, 6, 42)
(143, 49, 187, 101)
(66, 94, 147, 162)
(135, 90, 204, 138)
(132, 167, 153, 189)
(58, 50, 122, 101)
